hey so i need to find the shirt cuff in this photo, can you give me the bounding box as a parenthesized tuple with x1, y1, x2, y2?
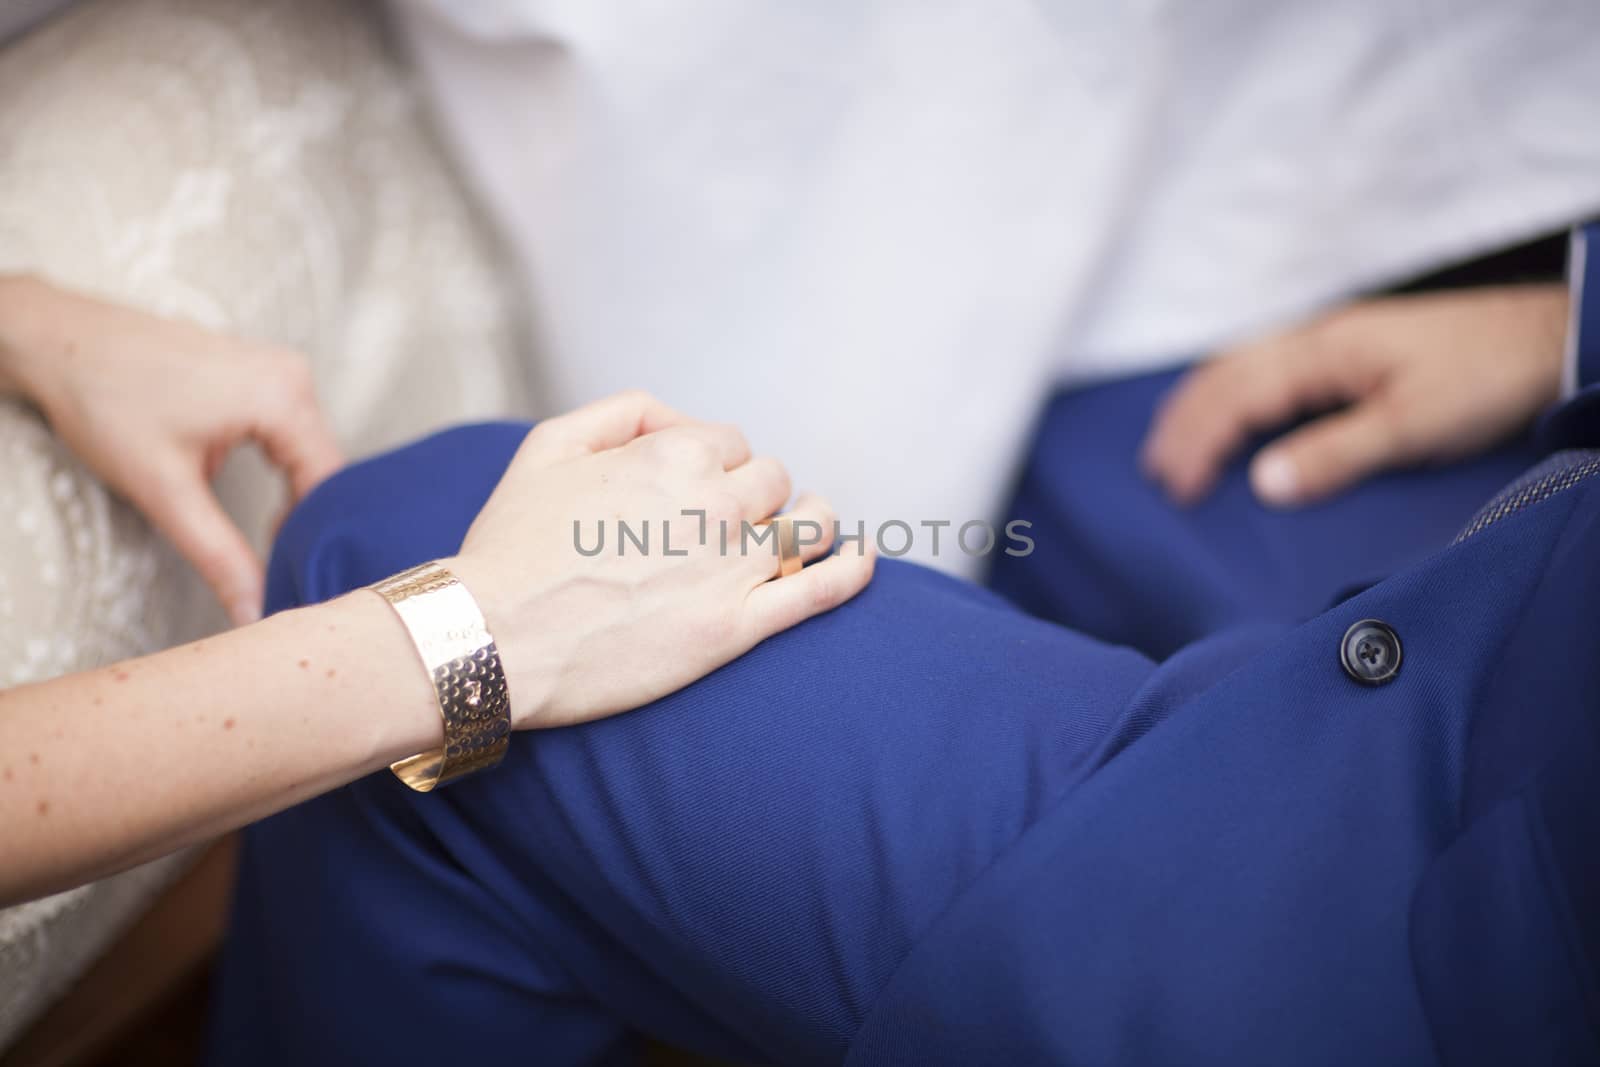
(1562, 223, 1600, 399)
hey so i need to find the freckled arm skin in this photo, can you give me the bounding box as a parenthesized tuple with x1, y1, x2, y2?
(0, 592, 439, 906)
(0, 293, 873, 907)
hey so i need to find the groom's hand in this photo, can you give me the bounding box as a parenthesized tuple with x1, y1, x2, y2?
(1141, 285, 1569, 508)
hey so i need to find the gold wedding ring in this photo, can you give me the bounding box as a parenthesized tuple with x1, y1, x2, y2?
(768, 516, 804, 579)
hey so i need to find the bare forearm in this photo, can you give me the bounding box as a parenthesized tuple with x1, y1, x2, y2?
(0, 389, 875, 905)
(0, 590, 439, 905)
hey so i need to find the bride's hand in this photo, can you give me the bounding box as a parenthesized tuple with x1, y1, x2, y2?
(0, 275, 344, 625)
(446, 391, 877, 728)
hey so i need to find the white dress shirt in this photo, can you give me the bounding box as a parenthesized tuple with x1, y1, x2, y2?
(391, 0, 1600, 573)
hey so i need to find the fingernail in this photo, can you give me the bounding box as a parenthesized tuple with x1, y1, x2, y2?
(1251, 452, 1300, 506)
(228, 598, 262, 627)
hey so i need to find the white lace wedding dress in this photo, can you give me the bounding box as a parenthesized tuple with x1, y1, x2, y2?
(0, 0, 530, 1045)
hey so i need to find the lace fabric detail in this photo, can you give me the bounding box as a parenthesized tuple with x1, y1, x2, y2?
(0, 0, 528, 1044)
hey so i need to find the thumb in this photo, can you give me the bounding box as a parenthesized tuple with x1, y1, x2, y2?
(137, 466, 264, 625)
(1249, 401, 1400, 508)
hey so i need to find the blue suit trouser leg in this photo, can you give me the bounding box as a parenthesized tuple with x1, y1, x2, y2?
(988, 369, 1544, 657)
(210, 423, 1167, 1066)
(211, 413, 1591, 1065)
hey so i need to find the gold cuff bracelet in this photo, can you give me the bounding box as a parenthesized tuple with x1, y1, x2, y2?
(370, 561, 511, 792)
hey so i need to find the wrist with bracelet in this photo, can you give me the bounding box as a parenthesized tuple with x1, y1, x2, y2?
(369, 561, 513, 791)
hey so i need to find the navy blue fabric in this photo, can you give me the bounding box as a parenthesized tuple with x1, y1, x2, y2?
(1543, 383, 1600, 454)
(1523, 225, 1600, 454)
(987, 368, 1543, 657)
(214, 393, 1600, 1065)
(1547, 226, 1600, 450)
(851, 482, 1600, 1066)
(215, 423, 1159, 1065)
(1577, 223, 1600, 393)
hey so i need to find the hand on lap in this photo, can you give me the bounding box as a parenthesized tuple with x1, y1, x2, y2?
(446, 390, 877, 729)
(1141, 285, 1569, 507)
